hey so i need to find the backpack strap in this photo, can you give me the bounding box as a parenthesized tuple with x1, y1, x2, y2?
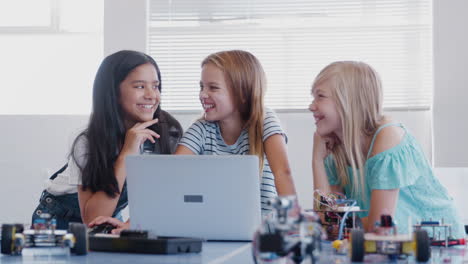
(49, 163, 69, 180)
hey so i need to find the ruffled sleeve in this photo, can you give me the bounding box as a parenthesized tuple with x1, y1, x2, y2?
(324, 155, 340, 186)
(366, 139, 428, 190)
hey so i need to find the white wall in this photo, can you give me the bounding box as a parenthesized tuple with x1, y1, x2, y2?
(0, 110, 432, 224)
(434, 168, 468, 224)
(104, 0, 147, 55)
(433, 0, 468, 167)
(0, 116, 88, 224)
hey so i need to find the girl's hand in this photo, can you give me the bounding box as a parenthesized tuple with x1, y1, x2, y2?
(120, 119, 160, 156)
(88, 216, 130, 234)
(313, 132, 338, 161)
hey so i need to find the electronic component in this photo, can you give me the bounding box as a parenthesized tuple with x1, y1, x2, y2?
(313, 190, 363, 241)
(349, 215, 430, 262)
(414, 219, 466, 247)
(252, 196, 325, 264)
(1, 214, 87, 256)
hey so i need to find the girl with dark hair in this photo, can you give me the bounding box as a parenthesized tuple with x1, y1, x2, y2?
(90, 50, 298, 233)
(32, 50, 183, 228)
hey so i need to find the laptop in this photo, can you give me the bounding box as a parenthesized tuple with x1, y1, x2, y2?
(125, 155, 261, 241)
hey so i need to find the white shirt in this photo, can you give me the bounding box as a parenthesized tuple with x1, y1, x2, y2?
(45, 136, 87, 195)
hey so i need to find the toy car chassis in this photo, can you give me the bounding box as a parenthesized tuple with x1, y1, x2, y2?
(414, 220, 466, 247)
(349, 215, 430, 262)
(1, 222, 88, 255)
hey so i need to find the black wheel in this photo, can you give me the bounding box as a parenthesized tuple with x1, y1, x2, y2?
(350, 229, 365, 262)
(68, 222, 88, 255)
(415, 229, 430, 262)
(1, 224, 15, 255)
(291, 243, 304, 264)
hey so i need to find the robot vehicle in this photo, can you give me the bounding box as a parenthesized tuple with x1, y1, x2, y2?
(349, 215, 430, 262)
(252, 196, 325, 264)
(1, 213, 88, 255)
(414, 220, 466, 247)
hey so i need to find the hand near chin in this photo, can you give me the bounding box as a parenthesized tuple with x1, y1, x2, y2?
(121, 118, 160, 156)
(313, 132, 339, 161)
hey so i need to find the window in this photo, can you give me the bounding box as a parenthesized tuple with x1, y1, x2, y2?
(148, 0, 432, 111)
(0, 0, 103, 115)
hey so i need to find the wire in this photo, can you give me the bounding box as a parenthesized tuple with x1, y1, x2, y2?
(313, 189, 352, 211)
(331, 191, 346, 199)
(313, 189, 359, 240)
(313, 189, 339, 210)
(337, 200, 357, 240)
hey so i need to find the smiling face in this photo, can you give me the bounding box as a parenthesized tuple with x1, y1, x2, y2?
(309, 81, 342, 137)
(119, 63, 160, 127)
(199, 63, 240, 123)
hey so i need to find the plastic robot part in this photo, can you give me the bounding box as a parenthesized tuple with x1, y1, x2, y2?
(332, 240, 342, 250)
(349, 215, 430, 262)
(1, 214, 88, 256)
(252, 196, 324, 264)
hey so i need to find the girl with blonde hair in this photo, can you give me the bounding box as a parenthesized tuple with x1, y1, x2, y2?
(176, 50, 297, 215)
(310, 61, 464, 237)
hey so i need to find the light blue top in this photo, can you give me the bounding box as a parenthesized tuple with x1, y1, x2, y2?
(325, 123, 465, 238)
(178, 108, 286, 215)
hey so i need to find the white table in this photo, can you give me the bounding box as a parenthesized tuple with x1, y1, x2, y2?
(1, 241, 466, 263)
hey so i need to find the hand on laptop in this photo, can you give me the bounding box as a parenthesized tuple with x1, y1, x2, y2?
(88, 216, 130, 235)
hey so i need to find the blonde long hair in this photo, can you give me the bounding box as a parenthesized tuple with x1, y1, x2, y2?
(313, 61, 384, 199)
(202, 50, 266, 170)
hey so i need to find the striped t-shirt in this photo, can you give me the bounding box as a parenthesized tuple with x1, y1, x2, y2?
(178, 108, 287, 215)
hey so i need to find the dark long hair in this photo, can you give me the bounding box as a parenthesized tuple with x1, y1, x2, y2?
(71, 50, 182, 197)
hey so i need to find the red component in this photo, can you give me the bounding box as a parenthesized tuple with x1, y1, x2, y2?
(431, 238, 466, 247)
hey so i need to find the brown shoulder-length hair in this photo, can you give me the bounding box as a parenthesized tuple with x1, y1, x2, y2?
(202, 50, 266, 170)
